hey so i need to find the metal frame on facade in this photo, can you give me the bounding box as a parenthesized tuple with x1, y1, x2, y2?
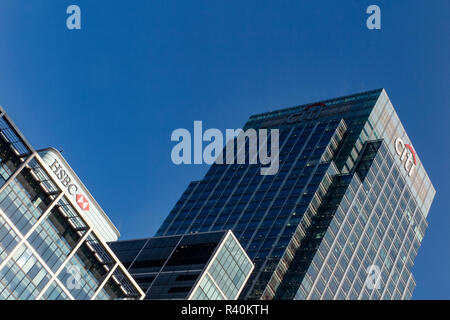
(188, 230, 254, 300)
(0, 107, 145, 300)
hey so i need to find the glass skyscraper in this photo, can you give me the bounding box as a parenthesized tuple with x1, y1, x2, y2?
(156, 89, 435, 300)
(109, 230, 254, 300)
(0, 107, 144, 300)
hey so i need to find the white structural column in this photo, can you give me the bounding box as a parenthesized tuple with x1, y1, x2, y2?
(23, 240, 76, 300)
(36, 229, 92, 300)
(0, 192, 64, 271)
(0, 153, 36, 194)
(205, 273, 227, 300)
(91, 263, 119, 300)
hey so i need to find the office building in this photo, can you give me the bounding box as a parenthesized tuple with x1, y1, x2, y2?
(109, 230, 253, 300)
(0, 106, 144, 300)
(156, 89, 435, 300)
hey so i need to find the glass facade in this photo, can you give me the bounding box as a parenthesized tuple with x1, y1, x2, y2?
(0, 107, 144, 300)
(156, 89, 435, 300)
(109, 230, 253, 300)
(191, 232, 254, 300)
(276, 141, 426, 300)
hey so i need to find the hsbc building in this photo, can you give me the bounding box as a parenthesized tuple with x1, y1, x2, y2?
(0, 106, 144, 300)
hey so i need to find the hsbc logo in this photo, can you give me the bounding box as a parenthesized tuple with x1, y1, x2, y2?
(49, 159, 90, 211)
(394, 137, 417, 177)
(76, 194, 90, 211)
(286, 103, 326, 124)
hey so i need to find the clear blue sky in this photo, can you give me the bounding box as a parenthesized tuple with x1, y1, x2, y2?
(0, 1, 448, 299)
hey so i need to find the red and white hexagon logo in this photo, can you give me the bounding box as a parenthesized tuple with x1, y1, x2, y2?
(76, 194, 90, 211)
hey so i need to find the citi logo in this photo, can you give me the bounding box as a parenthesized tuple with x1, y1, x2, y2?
(49, 159, 90, 211)
(286, 103, 326, 124)
(394, 137, 417, 177)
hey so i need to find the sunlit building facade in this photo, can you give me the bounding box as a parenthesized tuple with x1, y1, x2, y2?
(156, 89, 435, 300)
(0, 106, 144, 300)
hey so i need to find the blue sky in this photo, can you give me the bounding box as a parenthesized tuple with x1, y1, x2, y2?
(0, 1, 448, 299)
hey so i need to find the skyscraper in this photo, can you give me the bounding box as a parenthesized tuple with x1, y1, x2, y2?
(0, 107, 144, 300)
(156, 89, 435, 300)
